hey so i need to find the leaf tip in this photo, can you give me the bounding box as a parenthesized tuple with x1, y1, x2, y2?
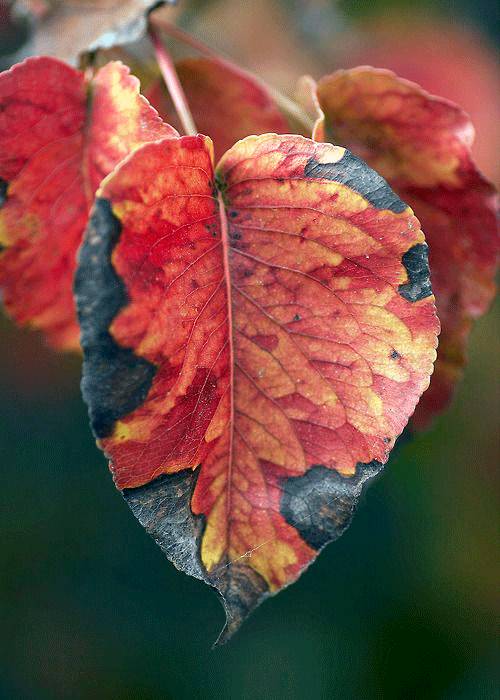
(211, 562, 269, 646)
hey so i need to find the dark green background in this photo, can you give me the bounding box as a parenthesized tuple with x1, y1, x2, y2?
(1, 1, 498, 698)
(1, 303, 498, 700)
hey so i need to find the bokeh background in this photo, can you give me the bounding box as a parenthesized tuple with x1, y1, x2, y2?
(1, 0, 498, 698)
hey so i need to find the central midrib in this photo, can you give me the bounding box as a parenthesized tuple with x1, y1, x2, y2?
(217, 189, 236, 549)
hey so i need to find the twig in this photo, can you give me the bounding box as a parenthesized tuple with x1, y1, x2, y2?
(148, 24, 197, 136)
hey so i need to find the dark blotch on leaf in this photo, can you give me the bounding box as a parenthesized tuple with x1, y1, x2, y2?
(125, 467, 269, 646)
(215, 172, 229, 205)
(0, 179, 7, 207)
(304, 151, 407, 213)
(280, 460, 383, 550)
(75, 198, 156, 438)
(124, 469, 206, 581)
(398, 243, 432, 302)
(212, 562, 269, 646)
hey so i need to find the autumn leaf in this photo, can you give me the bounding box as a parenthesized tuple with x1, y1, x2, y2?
(145, 56, 291, 161)
(302, 68, 498, 427)
(337, 14, 500, 185)
(75, 133, 439, 641)
(14, 0, 177, 63)
(294, 75, 325, 141)
(0, 56, 176, 349)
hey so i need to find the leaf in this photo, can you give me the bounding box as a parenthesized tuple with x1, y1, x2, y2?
(145, 56, 291, 161)
(304, 68, 498, 427)
(294, 74, 325, 141)
(336, 13, 500, 185)
(0, 56, 176, 349)
(14, 0, 177, 63)
(75, 133, 439, 641)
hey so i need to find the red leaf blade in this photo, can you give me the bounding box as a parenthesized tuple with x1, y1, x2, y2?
(0, 57, 176, 349)
(76, 133, 439, 640)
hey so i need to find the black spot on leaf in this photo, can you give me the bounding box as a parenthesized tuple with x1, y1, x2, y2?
(280, 460, 383, 550)
(124, 469, 207, 581)
(398, 243, 432, 302)
(304, 151, 407, 213)
(125, 466, 269, 646)
(75, 198, 156, 438)
(211, 561, 269, 646)
(0, 178, 7, 207)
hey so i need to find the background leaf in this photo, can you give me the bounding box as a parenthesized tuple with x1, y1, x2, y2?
(13, 0, 178, 63)
(306, 67, 498, 427)
(0, 56, 176, 349)
(334, 13, 500, 186)
(145, 56, 292, 161)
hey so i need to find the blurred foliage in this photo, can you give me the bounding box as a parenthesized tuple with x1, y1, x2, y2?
(0, 0, 498, 697)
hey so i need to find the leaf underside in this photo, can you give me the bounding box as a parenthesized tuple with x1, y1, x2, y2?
(16, 0, 176, 63)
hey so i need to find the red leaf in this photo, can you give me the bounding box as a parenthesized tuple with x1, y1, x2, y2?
(76, 133, 439, 640)
(0, 56, 176, 349)
(304, 68, 499, 427)
(146, 56, 291, 161)
(338, 15, 500, 185)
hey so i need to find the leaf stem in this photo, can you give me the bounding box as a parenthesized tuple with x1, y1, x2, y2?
(150, 17, 314, 134)
(148, 24, 197, 136)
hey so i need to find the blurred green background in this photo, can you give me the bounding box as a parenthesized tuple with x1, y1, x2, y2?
(1, 0, 498, 698)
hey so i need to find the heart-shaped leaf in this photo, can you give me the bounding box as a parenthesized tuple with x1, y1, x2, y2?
(145, 56, 291, 161)
(0, 56, 176, 349)
(75, 133, 439, 641)
(301, 68, 498, 427)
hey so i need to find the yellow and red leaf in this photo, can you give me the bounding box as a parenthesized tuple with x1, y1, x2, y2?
(303, 68, 498, 427)
(76, 133, 439, 640)
(145, 57, 291, 161)
(0, 56, 176, 349)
